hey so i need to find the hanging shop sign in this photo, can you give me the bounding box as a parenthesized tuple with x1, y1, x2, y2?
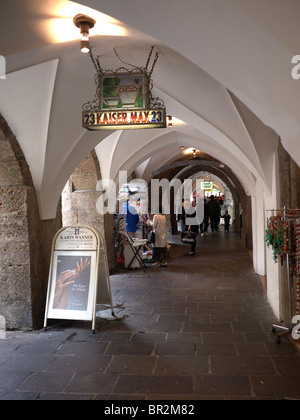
(201, 181, 213, 190)
(82, 47, 168, 131)
(44, 226, 114, 333)
(83, 108, 166, 130)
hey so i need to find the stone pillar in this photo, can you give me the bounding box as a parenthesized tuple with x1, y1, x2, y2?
(62, 152, 116, 271)
(0, 115, 62, 330)
(0, 185, 35, 329)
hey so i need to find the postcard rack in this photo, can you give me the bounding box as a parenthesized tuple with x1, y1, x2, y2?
(266, 208, 300, 344)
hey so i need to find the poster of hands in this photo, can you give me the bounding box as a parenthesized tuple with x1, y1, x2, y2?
(53, 255, 91, 311)
(48, 251, 97, 321)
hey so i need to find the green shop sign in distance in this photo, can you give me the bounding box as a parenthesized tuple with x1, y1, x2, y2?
(83, 109, 166, 130)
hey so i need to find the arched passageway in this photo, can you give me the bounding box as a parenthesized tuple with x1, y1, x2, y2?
(1, 0, 300, 402)
(1, 0, 300, 331)
(149, 154, 252, 250)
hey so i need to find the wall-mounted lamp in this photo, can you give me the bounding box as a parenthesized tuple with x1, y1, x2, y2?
(73, 14, 96, 54)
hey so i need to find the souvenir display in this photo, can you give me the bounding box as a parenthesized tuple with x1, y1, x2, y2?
(265, 215, 285, 263)
(266, 209, 300, 330)
(296, 219, 300, 314)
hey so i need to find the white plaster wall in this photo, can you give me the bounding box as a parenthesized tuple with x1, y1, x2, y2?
(264, 152, 281, 320)
(252, 183, 266, 277)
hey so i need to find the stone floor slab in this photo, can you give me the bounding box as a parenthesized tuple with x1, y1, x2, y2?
(1, 234, 300, 400)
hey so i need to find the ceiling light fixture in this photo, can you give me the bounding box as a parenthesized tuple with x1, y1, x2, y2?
(74, 14, 96, 53)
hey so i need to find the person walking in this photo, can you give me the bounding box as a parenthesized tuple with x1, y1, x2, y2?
(200, 198, 209, 237)
(185, 202, 199, 256)
(207, 195, 221, 232)
(177, 199, 186, 232)
(221, 210, 231, 233)
(149, 208, 168, 267)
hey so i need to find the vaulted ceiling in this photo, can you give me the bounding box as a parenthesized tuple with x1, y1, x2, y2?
(0, 0, 299, 219)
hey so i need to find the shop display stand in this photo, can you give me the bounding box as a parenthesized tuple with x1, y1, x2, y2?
(271, 253, 293, 344)
(121, 232, 148, 273)
(267, 209, 300, 344)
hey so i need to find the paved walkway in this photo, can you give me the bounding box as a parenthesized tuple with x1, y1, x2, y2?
(0, 233, 300, 400)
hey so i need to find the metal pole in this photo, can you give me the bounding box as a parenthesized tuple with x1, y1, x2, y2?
(287, 254, 293, 326)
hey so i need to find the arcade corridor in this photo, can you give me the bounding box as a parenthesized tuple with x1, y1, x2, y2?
(1, 233, 299, 400)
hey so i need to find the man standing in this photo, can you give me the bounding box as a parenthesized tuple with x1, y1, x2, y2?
(207, 195, 221, 232)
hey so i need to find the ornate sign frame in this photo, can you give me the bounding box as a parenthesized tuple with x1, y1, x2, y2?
(82, 47, 167, 131)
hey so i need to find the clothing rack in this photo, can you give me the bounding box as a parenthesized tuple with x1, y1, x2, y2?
(266, 208, 300, 344)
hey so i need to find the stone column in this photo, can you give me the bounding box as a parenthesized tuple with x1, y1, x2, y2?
(62, 152, 116, 272)
(0, 115, 62, 330)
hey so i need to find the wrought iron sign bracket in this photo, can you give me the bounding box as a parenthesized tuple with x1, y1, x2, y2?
(82, 46, 169, 131)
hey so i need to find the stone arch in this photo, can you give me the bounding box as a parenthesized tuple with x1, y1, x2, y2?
(150, 156, 252, 250)
(175, 164, 252, 250)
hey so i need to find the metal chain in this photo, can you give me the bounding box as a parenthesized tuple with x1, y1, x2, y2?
(148, 52, 159, 80)
(145, 46, 155, 71)
(89, 48, 103, 74)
